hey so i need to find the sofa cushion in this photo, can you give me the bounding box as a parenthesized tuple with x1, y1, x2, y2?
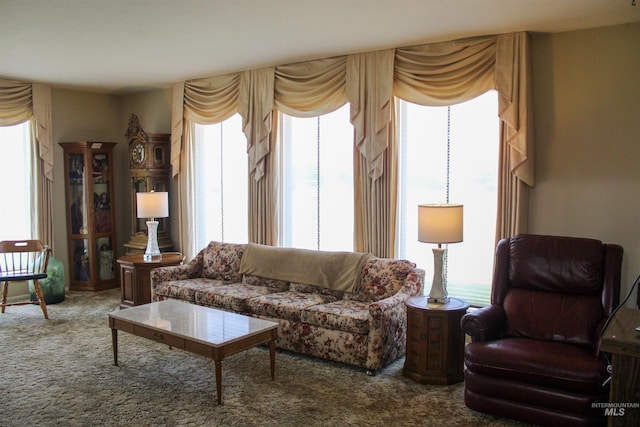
(202, 241, 245, 282)
(153, 278, 227, 303)
(247, 291, 338, 322)
(196, 283, 280, 312)
(301, 300, 370, 334)
(242, 274, 289, 292)
(290, 282, 344, 300)
(348, 257, 415, 302)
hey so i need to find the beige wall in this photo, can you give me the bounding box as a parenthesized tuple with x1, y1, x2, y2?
(529, 22, 640, 306)
(14, 23, 639, 307)
(118, 88, 172, 134)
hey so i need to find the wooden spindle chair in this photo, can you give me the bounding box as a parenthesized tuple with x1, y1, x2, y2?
(0, 240, 51, 319)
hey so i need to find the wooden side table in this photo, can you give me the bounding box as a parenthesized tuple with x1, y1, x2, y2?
(403, 295, 469, 385)
(117, 253, 183, 309)
(600, 307, 640, 426)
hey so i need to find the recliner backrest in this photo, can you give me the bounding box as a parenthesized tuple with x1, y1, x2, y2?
(496, 234, 614, 348)
(509, 234, 604, 294)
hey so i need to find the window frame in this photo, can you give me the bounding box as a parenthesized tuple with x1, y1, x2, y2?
(396, 91, 499, 307)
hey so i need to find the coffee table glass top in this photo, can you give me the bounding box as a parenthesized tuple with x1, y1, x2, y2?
(109, 299, 278, 346)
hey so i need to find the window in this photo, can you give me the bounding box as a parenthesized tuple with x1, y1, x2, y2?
(193, 114, 248, 249)
(281, 104, 354, 251)
(397, 91, 499, 306)
(0, 121, 33, 240)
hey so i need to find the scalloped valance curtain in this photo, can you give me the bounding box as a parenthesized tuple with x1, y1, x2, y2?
(0, 79, 54, 248)
(394, 32, 533, 240)
(172, 32, 533, 259)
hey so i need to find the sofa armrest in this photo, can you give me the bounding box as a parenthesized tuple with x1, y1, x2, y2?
(365, 269, 425, 371)
(368, 268, 425, 317)
(150, 251, 204, 286)
(460, 304, 505, 342)
(401, 268, 425, 298)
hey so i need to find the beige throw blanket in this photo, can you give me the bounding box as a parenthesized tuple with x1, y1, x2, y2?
(239, 243, 371, 293)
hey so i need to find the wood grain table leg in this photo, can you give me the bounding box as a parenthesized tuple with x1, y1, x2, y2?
(111, 328, 118, 366)
(270, 340, 275, 380)
(215, 360, 222, 405)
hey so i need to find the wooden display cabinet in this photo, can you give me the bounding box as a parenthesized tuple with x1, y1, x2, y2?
(601, 307, 640, 426)
(60, 141, 118, 291)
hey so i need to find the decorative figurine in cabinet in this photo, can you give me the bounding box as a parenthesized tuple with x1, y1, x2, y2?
(60, 141, 118, 291)
(123, 114, 174, 254)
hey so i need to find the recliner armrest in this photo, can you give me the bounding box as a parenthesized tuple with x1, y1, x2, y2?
(460, 304, 505, 342)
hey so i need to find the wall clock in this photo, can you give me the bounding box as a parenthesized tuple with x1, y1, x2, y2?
(130, 142, 145, 166)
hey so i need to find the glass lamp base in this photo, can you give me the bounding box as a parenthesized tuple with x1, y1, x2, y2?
(428, 295, 450, 304)
(428, 247, 449, 304)
(144, 220, 161, 262)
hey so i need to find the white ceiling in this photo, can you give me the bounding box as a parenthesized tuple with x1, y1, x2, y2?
(1, 0, 639, 94)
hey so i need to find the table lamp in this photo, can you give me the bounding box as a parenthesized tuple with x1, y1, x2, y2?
(418, 203, 463, 303)
(137, 191, 169, 262)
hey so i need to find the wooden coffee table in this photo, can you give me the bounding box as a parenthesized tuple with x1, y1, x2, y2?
(108, 299, 279, 404)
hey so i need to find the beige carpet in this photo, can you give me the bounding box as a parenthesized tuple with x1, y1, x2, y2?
(0, 289, 528, 427)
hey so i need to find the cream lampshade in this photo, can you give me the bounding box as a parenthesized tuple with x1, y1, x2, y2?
(418, 203, 463, 303)
(137, 191, 169, 262)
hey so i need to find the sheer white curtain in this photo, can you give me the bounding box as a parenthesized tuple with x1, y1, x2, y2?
(280, 105, 354, 251)
(193, 115, 248, 250)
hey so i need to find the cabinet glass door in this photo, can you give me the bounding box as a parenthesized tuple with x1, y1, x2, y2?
(72, 239, 90, 282)
(92, 152, 112, 233)
(96, 237, 115, 280)
(61, 141, 118, 291)
(68, 154, 87, 235)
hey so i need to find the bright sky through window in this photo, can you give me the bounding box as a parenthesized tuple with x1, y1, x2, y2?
(194, 114, 248, 249)
(0, 121, 32, 240)
(281, 104, 354, 251)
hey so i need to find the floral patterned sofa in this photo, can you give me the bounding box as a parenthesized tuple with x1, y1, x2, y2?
(150, 241, 424, 374)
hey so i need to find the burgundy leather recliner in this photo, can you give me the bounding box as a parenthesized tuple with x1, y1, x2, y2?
(461, 234, 622, 426)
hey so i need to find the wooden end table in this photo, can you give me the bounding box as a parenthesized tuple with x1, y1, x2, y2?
(601, 307, 640, 426)
(109, 299, 279, 405)
(117, 253, 183, 309)
(403, 295, 469, 385)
